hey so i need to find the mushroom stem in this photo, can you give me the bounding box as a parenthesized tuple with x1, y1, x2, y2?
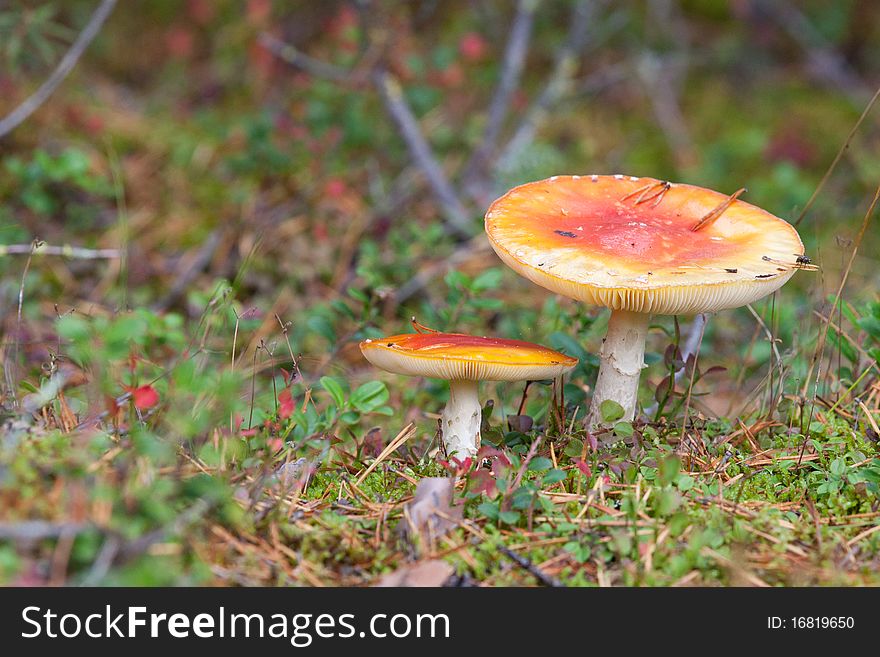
(440, 380, 481, 459)
(587, 309, 650, 429)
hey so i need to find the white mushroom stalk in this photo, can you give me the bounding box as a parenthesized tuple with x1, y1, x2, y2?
(440, 380, 481, 459)
(586, 310, 650, 428)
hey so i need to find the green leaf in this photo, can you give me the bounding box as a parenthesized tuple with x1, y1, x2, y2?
(527, 457, 553, 472)
(600, 400, 625, 423)
(472, 268, 503, 291)
(498, 511, 520, 525)
(676, 475, 694, 492)
(542, 469, 567, 485)
(613, 421, 634, 437)
(350, 380, 389, 413)
(563, 438, 584, 458)
(320, 376, 346, 408)
(340, 410, 360, 424)
(477, 501, 499, 520)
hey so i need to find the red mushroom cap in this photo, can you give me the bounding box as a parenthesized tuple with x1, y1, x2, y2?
(485, 175, 808, 315)
(360, 332, 577, 381)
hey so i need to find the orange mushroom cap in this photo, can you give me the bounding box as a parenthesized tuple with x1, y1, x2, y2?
(485, 174, 808, 315)
(359, 332, 577, 381)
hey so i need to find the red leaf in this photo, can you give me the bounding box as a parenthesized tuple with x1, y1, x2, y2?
(468, 469, 497, 497)
(451, 456, 473, 472)
(573, 458, 592, 477)
(278, 388, 295, 419)
(131, 385, 159, 410)
(476, 445, 505, 461)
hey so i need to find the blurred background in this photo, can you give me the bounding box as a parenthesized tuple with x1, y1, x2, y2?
(2, 0, 879, 415)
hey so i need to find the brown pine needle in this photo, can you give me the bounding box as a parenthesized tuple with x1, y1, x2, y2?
(355, 423, 415, 485)
(691, 188, 746, 231)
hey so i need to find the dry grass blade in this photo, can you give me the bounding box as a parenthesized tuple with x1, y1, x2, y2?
(355, 422, 415, 485)
(794, 83, 880, 226)
(801, 178, 880, 435)
(846, 524, 880, 547)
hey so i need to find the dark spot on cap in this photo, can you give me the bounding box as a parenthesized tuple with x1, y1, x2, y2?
(554, 230, 577, 238)
(386, 342, 395, 347)
(725, 268, 737, 273)
(755, 274, 773, 279)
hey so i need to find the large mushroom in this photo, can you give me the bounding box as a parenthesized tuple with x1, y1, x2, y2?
(360, 324, 577, 459)
(485, 174, 813, 429)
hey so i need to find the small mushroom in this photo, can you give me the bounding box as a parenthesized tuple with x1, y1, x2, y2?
(360, 330, 577, 459)
(485, 174, 813, 428)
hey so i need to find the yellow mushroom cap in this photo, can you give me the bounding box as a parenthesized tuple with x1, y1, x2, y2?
(485, 174, 808, 315)
(359, 332, 578, 381)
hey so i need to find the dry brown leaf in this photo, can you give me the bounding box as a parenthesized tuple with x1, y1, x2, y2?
(374, 559, 454, 587)
(403, 476, 460, 552)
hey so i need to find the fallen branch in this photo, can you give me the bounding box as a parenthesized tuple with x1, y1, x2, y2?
(0, 0, 118, 140)
(373, 69, 473, 238)
(461, 0, 537, 190)
(0, 521, 92, 541)
(258, 32, 355, 84)
(497, 0, 597, 172)
(0, 243, 122, 259)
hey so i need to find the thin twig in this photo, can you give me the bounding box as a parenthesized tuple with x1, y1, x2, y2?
(0, 521, 92, 541)
(372, 68, 473, 238)
(0, 0, 118, 139)
(644, 314, 706, 419)
(258, 32, 354, 83)
(679, 317, 706, 448)
(497, 544, 563, 587)
(497, 0, 597, 172)
(11, 240, 40, 406)
(461, 0, 537, 189)
(0, 243, 122, 259)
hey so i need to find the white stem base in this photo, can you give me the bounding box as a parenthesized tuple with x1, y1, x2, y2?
(587, 310, 650, 429)
(440, 380, 481, 460)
